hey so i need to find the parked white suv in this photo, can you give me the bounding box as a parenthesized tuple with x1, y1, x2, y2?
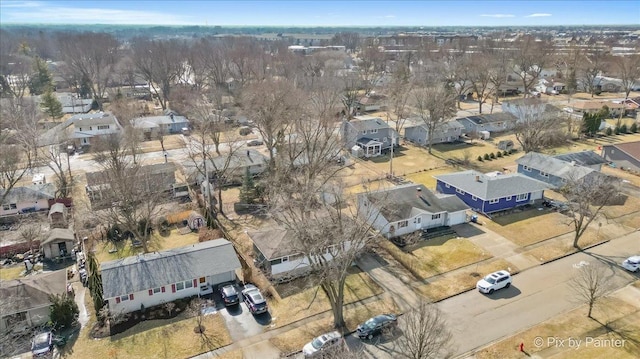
(622, 256, 640, 272)
(477, 270, 512, 294)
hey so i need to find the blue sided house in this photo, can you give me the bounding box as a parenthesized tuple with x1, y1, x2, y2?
(435, 170, 549, 215)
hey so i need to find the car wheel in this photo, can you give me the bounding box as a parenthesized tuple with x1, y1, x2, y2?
(488, 289, 494, 294)
(367, 334, 373, 340)
(505, 283, 511, 289)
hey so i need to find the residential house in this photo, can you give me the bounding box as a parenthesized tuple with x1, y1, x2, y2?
(0, 183, 56, 216)
(48, 203, 68, 229)
(516, 152, 609, 188)
(55, 92, 95, 114)
(435, 170, 549, 215)
(0, 270, 67, 333)
(355, 94, 386, 113)
(184, 150, 268, 185)
(404, 119, 464, 145)
(249, 226, 357, 281)
(357, 184, 469, 239)
(601, 141, 640, 172)
(455, 112, 517, 135)
(41, 228, 75, 259)
(85, 163, 177, 208)
(132, 111, 190, 140)
(568, 100, 625, 117)
(101, 239, 241, 314)
(39, 112, 123, 148)
(341, 117, 399, 157)
(501, 98, 561, 119)
(535, 79, 565, 95)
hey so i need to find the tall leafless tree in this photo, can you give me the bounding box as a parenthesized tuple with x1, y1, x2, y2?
(410, 84, 457, 154)
(510, 99, 563, 152)
(559, 172, 621, 249)
(580, 42, 610, 97)
(385, 62, 414, 134)
(57, 32, 119, 109)
(468, 53, 493, 114)
(612, 55, 640, 100)
(396, 299, 454, 359)
(569, 263, 612, 318)
(512, 36, 551, 97)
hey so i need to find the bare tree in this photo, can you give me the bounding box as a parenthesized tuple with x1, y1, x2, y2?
(486, 40, 511, 110)
(385, 62, 414, 134)
(580, 43, 610, 97)
(410, 84, 457, 154)
(512, 36, 551, 97)
(57, 32, 119, 109)
(396, 299, 453, 359)
(612, 55, 640, 100)
(439, 51, 470, 109)
(358, 41, 387, 95)
(0, 54, 32, 98)
(44, 143, 73, 198)
(468, 53, 493, 114)
(18, 218, 43, 253)
(242, 79, 300, 166)
(510, 99, 563, 152)
(0, 98, 40, 204)
(559, 172, 621, 249)
(569, 263, 612, 318)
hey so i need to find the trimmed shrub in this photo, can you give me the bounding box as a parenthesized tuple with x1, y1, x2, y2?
(503, 150, 509, 156)
(620, 124, 628, 134)
(477, 155, 484, 162)
(489, 152, 496, 159)
(615, 126, 620, 135)
(483, 153, 490, 161)
(631, 123, 638, 133)
(496, 151, 503, 158)
(605, 127, 613, 136)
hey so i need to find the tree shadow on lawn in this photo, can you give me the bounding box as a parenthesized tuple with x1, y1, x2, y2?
(432, 141, 485, 153)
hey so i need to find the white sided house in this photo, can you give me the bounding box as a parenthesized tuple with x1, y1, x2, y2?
(101, 239, 241, 315)
(357, 184, 469, 239)
(249, 227, 357, 281)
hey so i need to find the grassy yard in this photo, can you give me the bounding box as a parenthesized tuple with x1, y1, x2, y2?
(379, 237, 492, 281)
(602, 195, 640, 220)
(475, 294, 640, 359)
(404, 167, 455, 189)
(269, 296, 398, 355)
(92, 229, 200, 264)
(0, 265, 26, 280)
(483, 210, 573, 247)
(522, 227, 610, 264)
(268, 271, 384, 329)
(362, 144, 447, 177)
(417, 258, 518, 302)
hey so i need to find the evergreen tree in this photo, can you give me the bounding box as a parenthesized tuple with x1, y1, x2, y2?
(40, 88, 63, 119)
(49, 293, 79, 330)
(86, 252, 105, 319)
(239, 167, 257, 204)
(28, 57, 52, 95)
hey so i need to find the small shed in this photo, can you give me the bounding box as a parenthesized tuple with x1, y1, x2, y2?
(187, 211, 205, 230)
(479, 130, 491, 140)
(48, 203, 68, 229)
(41, 228, 75, 259)
(497, 140, 514, 151)
(32, 173, 46, 185)
(351, 145, 364, 158)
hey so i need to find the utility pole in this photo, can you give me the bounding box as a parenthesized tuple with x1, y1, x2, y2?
(389, 134, 395, 177)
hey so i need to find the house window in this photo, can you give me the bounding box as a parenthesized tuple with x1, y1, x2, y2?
(79, 127, 82, 131)
(516, 194, 528, 202)
(489, 199, 499, 204)
(414, 217, 421, 224)
(120, 295, 129, 302)
(361, 130, 366, 134)
(199, 277, 206, 283)
(456, 188, 465, 195)
(270, 258, 282, 265)
(523, 165, 532, 172)
(445, 183, 450, 188)
(432, 214, 441, 220)
(98, 125, 110, 130)
(185, 280, 193, 289)
(153, 287, 161, 294)
(89, 126, 92, 130)
(372, 129, 378, 133)
(506, 196, 512, 201)
(472, 195, 477, 201)
(176, 282, 185, 291)
(539, 171, 549, 178)
(281, 256, 289, 263)
(398, 220, 409, 228)
(3, 203, 17, 210)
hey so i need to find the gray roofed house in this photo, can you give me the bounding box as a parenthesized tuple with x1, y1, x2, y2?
(404, 118, 464, 145)
(341, 117, 399, 157)
(249, 228, 297, 261)
(0, 270, 67, 333)
(0, 183, 56, 216)
(185, 150, 268, 185)
(516, 152, 611, 188)
(435, 170, 549, 214)
(101, 239, 241, 314)
(38, 111, 123, 147)
(455, 112, 517, 134)
(132, 112, 190, 138)
(359, 184, 469, 238)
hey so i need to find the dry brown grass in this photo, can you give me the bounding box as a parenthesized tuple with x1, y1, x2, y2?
(602, 195, 640, 220)
(476, 296, 640, 359)
(379, 237, 492, 281)
(269, 296, 398, 354)
(269, 272, 384, 329)
(522, 228, 607, 263)
(0, 265, 26, 280)
(404, 167, 456, 189)
(484, 210, 573, 247)
(214, 349, 244, 359)
(92, 229, 200, 264)
(602, 165, 640, 187)
(417, 258, 518, 302)
(362, 144, 447, 177)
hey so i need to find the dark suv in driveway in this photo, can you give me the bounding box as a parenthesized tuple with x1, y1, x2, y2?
(220, 284, 240, 306)
(241, 284, 268, 314)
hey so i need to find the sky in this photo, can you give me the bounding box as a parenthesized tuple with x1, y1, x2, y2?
(0, 1, 638, 27)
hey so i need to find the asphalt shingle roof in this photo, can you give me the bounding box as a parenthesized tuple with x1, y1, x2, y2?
(0, 270, 67, 315)
(0, 183, 55, 205)
(365, 184, 469, 222)
(435, 170, 549, 200)
(247, 228, 298, 260)
(101, 239, 241, 299)
(348, 118, 392, 131)
(516, 152, 595, 180)
(554, 151, 608, 167)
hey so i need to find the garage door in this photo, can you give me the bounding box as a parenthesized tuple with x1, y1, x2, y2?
(208, 271, 235, 286)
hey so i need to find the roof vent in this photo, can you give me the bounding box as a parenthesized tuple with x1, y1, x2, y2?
(475, 175, 481, 182)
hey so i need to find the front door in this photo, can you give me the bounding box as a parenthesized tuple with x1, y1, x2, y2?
(58, 242, 67, 256)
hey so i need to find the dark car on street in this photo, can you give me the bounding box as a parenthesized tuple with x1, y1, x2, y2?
(357, 314, 397, 340)
(220, 284, 240, 306)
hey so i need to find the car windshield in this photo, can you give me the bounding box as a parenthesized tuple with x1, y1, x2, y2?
(363, 318, 378, 329)
(629, 258, 640, 264)
(33, 334, 50, 350)
(484, 276, 497, 284)
(223, 287, 237, 295)
(311, 337, 325, 349)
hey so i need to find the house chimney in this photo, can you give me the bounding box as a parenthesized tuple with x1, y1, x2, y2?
(475, 175, 480, 182)
(416, 187, 422, 197)
(570, 161, 576, 166)
(247, 150, 250, 158)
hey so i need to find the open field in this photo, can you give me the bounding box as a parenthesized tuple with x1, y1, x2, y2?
(417, 258, 518, 302)
(483, 209, 573, 247)
(379, 237, 492, 281)
(475, 290, 640, 359)
(269, 296, 398, 355)
(269, 271, 384, 329)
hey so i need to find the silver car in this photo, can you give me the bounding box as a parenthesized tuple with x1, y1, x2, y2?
(622, 256, 640, 272)
(303, 331, 343, 357)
